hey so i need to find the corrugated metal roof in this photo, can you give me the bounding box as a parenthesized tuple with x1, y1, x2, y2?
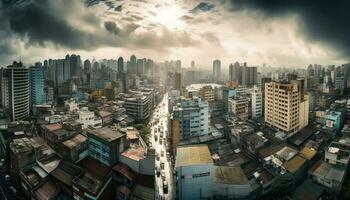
(176, 145, 213, 167)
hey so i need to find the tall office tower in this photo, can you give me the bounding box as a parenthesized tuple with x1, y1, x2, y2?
(191, 60, 195, 68)
(250, 86, 262, 118)
(174, 72, 182, 93)
(128, 55, 137, 74)
(171, 97, 209, 149)
(55, 59, 65, 85)
(229, 61, 240, 83)
(0, 68, 9, 108)
(117, 56, 128, 93)
(213, 59, 221, 82)
(307, 64, 314, 77)
(136, 59, 145, 75)
(64, 55, 71, 81)
(30, 63, 45, 106)
(242, 65, 257, 86)
(6, 62, 30, 121)
(83, 59, 91, 71)
(264, 81, 309, 135)
(69, 54, 81, 78)
(117, 57, 124, 74)
(175, 60, 181, 73)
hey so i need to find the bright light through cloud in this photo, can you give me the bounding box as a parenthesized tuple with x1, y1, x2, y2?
(151, 3, 184, 30)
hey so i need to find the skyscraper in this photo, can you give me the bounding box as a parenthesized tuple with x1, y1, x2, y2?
(69, 54, 81, 78)
(264, 81, 309, 135)
(128, 54, 137, 74)
(6, 62, 30, 121)
(117, 57, 128, 93)
(191, 60, 195, 68)
(213, 59, 221, 82)
(229, 62, 257, 87)
(30, 63, 45, 106)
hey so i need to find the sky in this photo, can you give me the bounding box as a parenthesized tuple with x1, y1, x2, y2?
(0, 0, 349, 68)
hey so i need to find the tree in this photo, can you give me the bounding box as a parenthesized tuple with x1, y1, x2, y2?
(270, 173, 295, 199)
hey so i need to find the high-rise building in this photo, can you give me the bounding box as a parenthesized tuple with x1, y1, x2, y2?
(264, 81, 309, 135)
(69, 54, 81, 78)
(0, 68, 9, 109)
(128, 55, 137, 74)
(174, 72, 182, 94)
(191, 60, 195, 68)
(117, 57, 128, 93)
(213, 59, 221, 82)
(6, 62, 30, 121)
(250, 87, 262, 118)
(229, 62, 257, 87)
(30, 63, 45, 106)
(171, 97, 209, 144)
(136, 58, 145, 75)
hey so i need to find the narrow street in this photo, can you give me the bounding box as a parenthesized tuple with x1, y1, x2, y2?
(150, 93, 175, 200)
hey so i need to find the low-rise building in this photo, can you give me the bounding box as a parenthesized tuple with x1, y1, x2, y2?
(77, 107, 102, 129)
(325, 141, 350, 167)
(228, 97, 249, 121)
(87, 127, 126, 167)
(175, 145, 213, 200)
(61, 134, 88, 163)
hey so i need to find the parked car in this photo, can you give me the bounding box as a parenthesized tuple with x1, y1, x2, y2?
(163, 180, 168, 194)
(160, 162, 165, 170)
(156, 167, 161, 177)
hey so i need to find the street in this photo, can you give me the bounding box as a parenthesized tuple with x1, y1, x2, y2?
(150, 93, 175, 200)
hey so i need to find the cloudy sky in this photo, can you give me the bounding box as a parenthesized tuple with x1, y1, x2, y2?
(0, 0, 349, 68)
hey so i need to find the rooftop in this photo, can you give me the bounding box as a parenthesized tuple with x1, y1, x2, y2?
(213, 166, 248, 185)
(289, 179, 324, 200)
(176, 145, 213, 167)
(43, 123, 62, 132)
(299, 147, 317, 160)
(310, 161, 346, 183)
(88, 127, 125, 142)
(98, 110, 112, 118)
(62, 134, 87, 149)
(121, 146, 145, 161)
(275, 146, 298, 161)
(283, 155, 306, 173)
(34, 181, 60, 200)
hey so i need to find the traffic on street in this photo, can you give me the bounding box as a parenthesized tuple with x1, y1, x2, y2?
(149, 93, 175, 200)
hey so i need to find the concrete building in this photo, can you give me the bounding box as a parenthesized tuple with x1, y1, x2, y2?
(171, 97, 209, 146)
(77, 107, 102, 129)
(30, 65, 45, 106)
(199, 85, 215, 102)
(228, 97, 249, 121)
(229, 62, 257, 87)
(250, 87, 263, 118)
(61, 134, 88, 163)
(213, 59, 221, 82)
(124, 93, 153, 121)
(175, 145, 213, 200)
(6, 62, 30, 121)
(264, 81, 309, 135)
(87, 127, 126, 166)
(325, 142, 350, 167)
(212, 166, 252, 199)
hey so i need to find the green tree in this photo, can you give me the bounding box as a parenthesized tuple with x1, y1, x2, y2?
(271, 173, 295, 199)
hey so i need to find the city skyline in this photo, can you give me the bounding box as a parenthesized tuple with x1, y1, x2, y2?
(1, 0, 350, 68)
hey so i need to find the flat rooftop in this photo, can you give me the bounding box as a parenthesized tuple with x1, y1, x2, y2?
(88, 127, 125, 142)
(176, 145, 213, 167)
(121, 146, 145, 161)
(213, 166, 248, 185)
(62, 134, 87, 149)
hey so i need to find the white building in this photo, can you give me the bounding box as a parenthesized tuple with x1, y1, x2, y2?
(250, 87, 262, 118)
(228, 97, 249, 121)
(172, 96, 209, 140)
(175, 145, 213, 200)
(65, 98, 78, 112)
(77, 107, 102, 129)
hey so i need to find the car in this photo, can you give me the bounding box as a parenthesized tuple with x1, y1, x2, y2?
(160, 162, 165, 170)
(156, 167, 161, 177)
(162, 180, 168, 194)
(161, 150, 164, 157)
(161, 170, 166, 179)
(159, 138, 163, 145)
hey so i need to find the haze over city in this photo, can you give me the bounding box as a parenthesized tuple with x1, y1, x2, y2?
(1, 0, 350, 67)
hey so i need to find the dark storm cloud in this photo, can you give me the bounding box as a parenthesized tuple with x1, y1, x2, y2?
(190, 2, 215, 13)
(2, 0, 122, 50)
(104, 21, 120, 35)
(227, 0, 350, 58)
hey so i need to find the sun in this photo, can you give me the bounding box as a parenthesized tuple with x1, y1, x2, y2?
(152, 3, 184, 30)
